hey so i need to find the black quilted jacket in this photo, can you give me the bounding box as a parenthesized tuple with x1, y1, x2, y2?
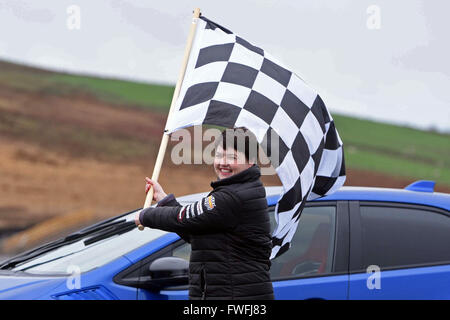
(139, 165, 274, 300)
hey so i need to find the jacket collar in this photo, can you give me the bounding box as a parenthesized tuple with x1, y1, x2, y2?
(211, 164, 261, 189)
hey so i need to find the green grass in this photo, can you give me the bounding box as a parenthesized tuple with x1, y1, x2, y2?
(0, 60, 174, 111)
(333, 114, 450, 185)
(49, 74, 174, 110)
(344, 148, 450, 183)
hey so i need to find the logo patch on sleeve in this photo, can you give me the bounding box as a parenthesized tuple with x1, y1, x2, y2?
(203, 195, 216, 210)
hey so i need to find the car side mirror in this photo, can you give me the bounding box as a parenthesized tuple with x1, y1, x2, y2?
(147, 257, 189, 290)
(116, 256, 189, 291)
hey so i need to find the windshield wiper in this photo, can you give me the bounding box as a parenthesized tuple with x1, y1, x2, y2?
(64, 218, 128, 242)
(0, 218, 136, 270)
(16, 221, 137, 272)
(83, 221, 136, 245)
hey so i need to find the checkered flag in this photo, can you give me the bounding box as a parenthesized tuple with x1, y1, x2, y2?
(165, 16, 346, 259)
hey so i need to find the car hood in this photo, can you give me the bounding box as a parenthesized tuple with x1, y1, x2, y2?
(0, 270, 66, 300)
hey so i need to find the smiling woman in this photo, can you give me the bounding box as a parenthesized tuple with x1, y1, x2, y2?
(213, 127, 259, 179)
(137, 127, 274, 300)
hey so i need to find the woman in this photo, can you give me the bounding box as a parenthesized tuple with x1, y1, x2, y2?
(135, 127, 274, 300)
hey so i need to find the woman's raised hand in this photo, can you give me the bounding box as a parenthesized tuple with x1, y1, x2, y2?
(145, 177, 167, 203)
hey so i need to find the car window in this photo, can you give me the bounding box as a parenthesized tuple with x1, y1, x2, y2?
(269, 206, 336, 279)
(360, 205, 450, 269)
(169, 205, 337, 280)
(172, 241, 191, 261)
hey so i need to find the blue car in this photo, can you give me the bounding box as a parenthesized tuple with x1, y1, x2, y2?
(0, 180, 449, 300)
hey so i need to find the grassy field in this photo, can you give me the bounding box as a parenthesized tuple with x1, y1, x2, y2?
(0, 60, 174, 110)
(1, 59, 449, 187)
(332, 115, 450, 185)
(49, 74, 174, 111)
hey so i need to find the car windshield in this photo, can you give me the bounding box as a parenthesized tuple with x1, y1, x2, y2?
(9, 209, 167, 275)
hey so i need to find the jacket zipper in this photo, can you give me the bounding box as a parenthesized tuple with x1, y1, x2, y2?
(200, 266, 207, 300)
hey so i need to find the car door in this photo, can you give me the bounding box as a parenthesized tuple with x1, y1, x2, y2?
(270, 201, 349, 300)
(134, 201, 350, 300)
(348, 201, 450, 299)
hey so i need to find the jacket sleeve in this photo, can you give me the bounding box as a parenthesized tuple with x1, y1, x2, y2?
(139, 189, 241, 234)
(155, 193, 190, 243)
(138, 193, 190, 243)
(156, 193, 180, 207)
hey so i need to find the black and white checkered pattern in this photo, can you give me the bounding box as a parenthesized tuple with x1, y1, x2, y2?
(166, 16, 346, 259)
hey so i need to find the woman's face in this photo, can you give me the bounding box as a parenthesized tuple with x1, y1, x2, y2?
(214, 145, 253, 180)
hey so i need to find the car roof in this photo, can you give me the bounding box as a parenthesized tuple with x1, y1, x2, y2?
(177, 185, 450, 211)
(313, 186, 449, 210)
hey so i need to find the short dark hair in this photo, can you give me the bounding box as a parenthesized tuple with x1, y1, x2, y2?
(215, 127, 259, 162)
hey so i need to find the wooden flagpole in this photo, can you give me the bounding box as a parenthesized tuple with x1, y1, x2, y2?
(139, 8, 201, 230)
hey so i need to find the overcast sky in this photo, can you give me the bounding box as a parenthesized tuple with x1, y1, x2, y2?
(0, 0, 449, 132)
